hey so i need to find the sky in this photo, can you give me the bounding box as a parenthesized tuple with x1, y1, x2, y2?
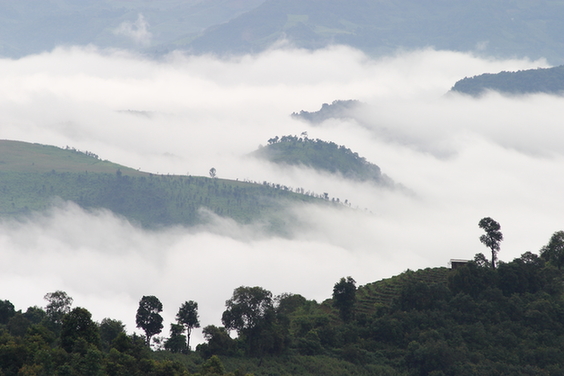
(0, 43, 562, 345)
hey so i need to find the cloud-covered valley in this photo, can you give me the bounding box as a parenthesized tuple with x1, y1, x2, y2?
(0, 44, 562, 344)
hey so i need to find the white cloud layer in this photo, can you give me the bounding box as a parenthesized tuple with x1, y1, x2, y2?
(0, 45, 561, 345)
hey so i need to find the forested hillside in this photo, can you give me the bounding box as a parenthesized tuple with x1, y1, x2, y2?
(2, 233, 564, 375)
(0, 140, 332, 230)
(252, 135, 391, 186)
(450, 65, 564, 96)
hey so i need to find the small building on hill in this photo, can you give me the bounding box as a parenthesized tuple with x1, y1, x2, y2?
(449, 259, 469, 269)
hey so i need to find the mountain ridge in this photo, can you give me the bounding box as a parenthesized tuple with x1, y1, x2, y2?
(449, 65, 564, 96)
(182, 0, 564, 64)
(4, 1, 564, 64)
(0, 139, 351, 230)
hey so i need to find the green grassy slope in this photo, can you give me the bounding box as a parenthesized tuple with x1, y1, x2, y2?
(0, 140, 145, 174)
(0, 140, 324, 229)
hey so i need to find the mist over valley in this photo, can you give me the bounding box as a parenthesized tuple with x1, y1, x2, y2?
(1, 2, 564, 374)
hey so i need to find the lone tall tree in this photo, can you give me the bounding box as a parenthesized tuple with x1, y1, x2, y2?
(176, 300, 200, 350)
(136, 295, 163, 346)
(333, 276, 356, 322)
(478, 217, 503, 269)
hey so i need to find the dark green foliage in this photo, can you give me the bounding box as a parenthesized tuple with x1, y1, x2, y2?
(333, 277, 357, 322)
(0, 300, 15, 325)
(22, 306, 47, 325)
(221, 286, 288, 356)
(448, 261, 498, 298)
(0, 339, 28, 376)
(253, 135, 389, 185)
(405, 339, 461, 376)
(356, 268, 451, 316)
(276, 293, 307, 317)
(4, 251, 564, 375)
(222, 287, 274, 336)
(497, 253, 549, 296)
(540, 231, 564, 270)
(136, 296, 164, 346)
(165, 324, 188, 354)
(451, 65, 564, 96)
(7, 313, 31, 337)
(0, 302, 185, 375)
(99, 318, 126, 351)
(197, 325, 237, 358)
(60, 307, 100, 353)
(396, 281, 450, 311)
(201, 355, 225, 375)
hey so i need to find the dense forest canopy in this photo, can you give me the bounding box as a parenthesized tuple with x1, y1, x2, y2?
(252, 135, 392, 186)
(2, 227, 564, 375)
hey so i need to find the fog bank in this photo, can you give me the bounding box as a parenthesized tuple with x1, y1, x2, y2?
(0, 45, 560, 344)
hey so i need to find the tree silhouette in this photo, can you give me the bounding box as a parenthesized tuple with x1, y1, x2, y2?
(221, 286, 280, 355)
(176, 300, 200, 350)
(333, 276, 356, 322)
(222, 286, 273, 334)
(478, 217, 503, 269)
(136, 295, 163, 346)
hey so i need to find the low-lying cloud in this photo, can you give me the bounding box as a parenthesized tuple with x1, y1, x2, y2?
(0, 45, 561, 344)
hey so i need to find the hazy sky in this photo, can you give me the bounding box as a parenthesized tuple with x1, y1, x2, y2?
(0, 44, 561, 345)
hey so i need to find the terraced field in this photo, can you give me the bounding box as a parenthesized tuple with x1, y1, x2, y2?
(355, 267, 452, 316)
